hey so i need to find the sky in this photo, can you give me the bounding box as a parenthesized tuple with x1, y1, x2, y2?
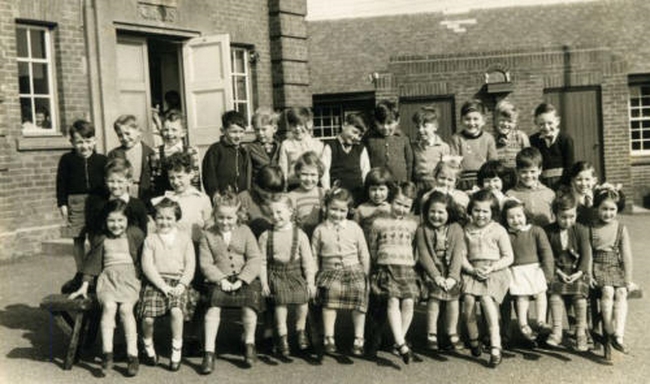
(306, 0, 599, 20)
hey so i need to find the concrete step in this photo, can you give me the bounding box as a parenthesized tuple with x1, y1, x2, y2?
(41, 238, 73, 256)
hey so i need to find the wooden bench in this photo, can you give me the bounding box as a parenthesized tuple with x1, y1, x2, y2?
(40, 294, 99, 370)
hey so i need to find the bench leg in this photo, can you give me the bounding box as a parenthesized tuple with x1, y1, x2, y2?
(64, 312, 85, 370)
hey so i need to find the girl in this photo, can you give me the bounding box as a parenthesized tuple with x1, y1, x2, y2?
(544, 193, 592, 351)
(502, 199, 554, 344)
(354, 167, 394, 236)
(420, 159, 470, 210)
(288, 151, 327, 238)
(589, 184, 633, 358)
(69, 200, 145, 376)
(312, 187, 371, 356)
(199, 191, 264, 373)
(559, 161, 598, 225)
(462, 190, 513, 367)
(259, 194, 316, 356)
(477, 160, 511, 208)
(416, 191, 466, 351)
(368, 182, 419, 363)
(139, 198, 196, 371)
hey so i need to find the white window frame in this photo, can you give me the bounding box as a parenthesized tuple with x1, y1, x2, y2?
(231, 47, 253, 129)
(16, 24, 59, 136)
(313, 105, 342, 139)
(629, 84, 650, 156)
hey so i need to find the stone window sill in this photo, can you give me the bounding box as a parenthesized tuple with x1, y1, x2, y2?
(16, 136, 70, 151)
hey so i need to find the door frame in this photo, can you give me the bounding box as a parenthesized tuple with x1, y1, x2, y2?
(398, 94, 457, 140)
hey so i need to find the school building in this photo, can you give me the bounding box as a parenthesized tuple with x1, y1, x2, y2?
(308, 0, 650, 209)
(0, 0, 311, 260)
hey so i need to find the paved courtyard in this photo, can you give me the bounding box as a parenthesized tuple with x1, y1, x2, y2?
(1, 214, 649, 384)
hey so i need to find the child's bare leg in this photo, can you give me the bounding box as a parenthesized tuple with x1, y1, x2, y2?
(73, 237, 85, 271)
(613, 287, 628, 339)
(141, 317, 156, 357)
(600, 286, 615, 335)
(515, 296, 530, 328)
(119, 302, 138, 357)
(322, 308, 337, 338)
(295, 303, 308, 332)
(481, 296, 501, 349)
(535, 292, 548, 326)
(427, 299, 441, 336)
(445, 300, 460, 336)
(549, 294, 564, 339)
(352, 310, 366, 339)
(400, 299, 414, 341)
(387, 298, 405, 346)
(101, 302, 118, 353)
(170, 307, 184, 362)
(204, 307, 221, 353)
(275, 305, 289, 337)
(463, 295, 479, 342)
(242, 307, 258, 345)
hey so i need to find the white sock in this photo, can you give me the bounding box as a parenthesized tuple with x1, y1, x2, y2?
(171, 338, 183, 363)
(143, 337, 156, 357)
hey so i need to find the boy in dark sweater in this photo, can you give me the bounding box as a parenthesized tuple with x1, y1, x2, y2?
(246, 107, 281, 181)
(322, 112, 370, 205)
(202, 110, 251, 198)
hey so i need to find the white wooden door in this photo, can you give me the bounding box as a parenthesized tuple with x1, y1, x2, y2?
(182, 34, 233, 155)
(116, 36, 155, 146)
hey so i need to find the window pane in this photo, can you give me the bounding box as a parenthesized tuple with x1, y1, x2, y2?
(30, 29, 46, 59)
(632, 130, 640, 140)
(644, 141, 650, 150)
(32, 63, 49, 94)
(643, 130, 650, 139)
(642, 97, 650, 106)
(236, 77, 247, 100)
(237, 103, 248, 124)
(34, 98, 53, 128)
(631, 109, 639, 118)
(20, 98, 33, 124)
(632, 141, 641, 150)
(18, 62, 30, 93)
(233, 50, 245, 74)
(16, 28, 28, 57)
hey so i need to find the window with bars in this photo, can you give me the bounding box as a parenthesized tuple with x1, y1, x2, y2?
(313, 106, 342, 139)
(629, 85, 650, 155)
(231, 47, 253, 128)
(16, 24, 58, 135)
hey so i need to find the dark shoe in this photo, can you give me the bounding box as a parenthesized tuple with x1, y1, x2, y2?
(200, 352, 215, 375)
(169, 360, 181, 372)
(141, 352, 158, 366)
(489, 347, 502, 368)
(277, 335, 290, 357)
(323, 337, 337, 355)
(296, 330, 310, 351)
(126, 355, 139, 377)
(520, 325, 537, 342)
(426, 334, 438, 350)
(244, 344, 257, 366)
(611, 335, 629, 354)
(603, 334, 612, 361)
(397, 344, 412, 364)
(351, 338, 364, 356)
(469, 340, 482, 357)
(449, 334, 465, 350)
(101, 352, 114, 371)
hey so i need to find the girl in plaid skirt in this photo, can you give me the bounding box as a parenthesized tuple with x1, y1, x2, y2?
(590, 185, 634, 357)
(368, 182, 419, 363)
(259, 194, 316, 356)
(139, 198, 196, 371)
(312, 187, 370, 356)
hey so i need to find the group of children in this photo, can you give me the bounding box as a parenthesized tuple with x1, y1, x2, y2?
(55, 98, 634, 377)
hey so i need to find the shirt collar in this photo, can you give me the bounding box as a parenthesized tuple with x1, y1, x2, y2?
(163, 141, 184, 155)
(509, 224, 532, 234)
(110, 193, 130, 203)
(325, 219, 347, 229)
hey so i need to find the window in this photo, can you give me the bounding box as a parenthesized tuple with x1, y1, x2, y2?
(313, 106, 342, 139)
(16, 24, 58, 135)
(231, 47, 253, 128)
(629, 85, 650, 155)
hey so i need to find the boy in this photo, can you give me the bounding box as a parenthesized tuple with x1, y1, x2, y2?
(108, 115, 155, 201)
(150, 111, 201, 197)
(364, 100, 413, 183)
(321, 112, 370, 204)
(450, 99, 498, 191)
(202, 110, 251, 198)
(411, 106, 450, 191)
(529, 103, 575, 190)
(57, 120, 108, 288)
(85, 158, 149, 238)
(246, 107, 281, 181)
(494, 100, 529, 170)
(506, 147, 555, 226)
(278, 107, 328, 189)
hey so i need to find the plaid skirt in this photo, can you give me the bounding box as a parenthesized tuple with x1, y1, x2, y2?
(423, 275, 462, 301)
(509, 263, 548, 296)
(138, 278, 191, 320)
(209, 278, 265, 312)
(316, 265, 368, 313)
(96, 263, 140, 305)
(462, 261, 511, 304)
(268, 262, 309, 305)
(370, 265, 420, 300)
(65, 194, 88, 238)
(593, 250, 626, 287)
(549, 273, 590, 297)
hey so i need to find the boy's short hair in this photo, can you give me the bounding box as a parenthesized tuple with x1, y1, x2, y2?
(344, 112, 368, 133)
(222, 110, 247, 130)
(69, 120, 95, 138)
(551, 192, 578, 214)
(460, 99, 486, 117)
(374, 100, 399, 124)
(252, 107, 279, 128)
(515, 147, 543, 169)
(393, 181, 418, 201)
(163, 152, 193, 174)
(294, 151, 325, 177)
(534, 102, 558, 118)
(154, 197, 183, 221)
(495, 100, 519, 120)
(105, 157, 133, 179)
(164, 110, 185, 125)
(412, 106, 439, 126)
(113, 114, 138, 132)
(285, 107, 313, 128)
(477, 160, 507, 186)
